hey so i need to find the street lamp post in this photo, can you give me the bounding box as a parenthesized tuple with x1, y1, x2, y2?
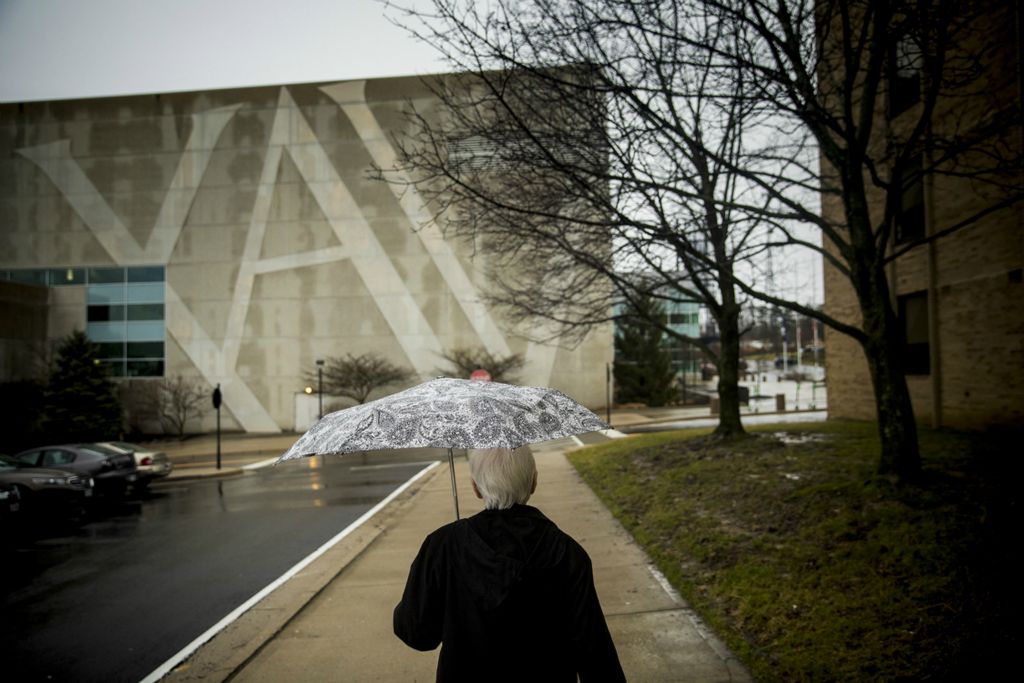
(316, 359, 325, 419)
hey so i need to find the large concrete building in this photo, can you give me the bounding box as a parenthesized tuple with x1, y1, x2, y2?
(0, 75, 612, 433)
(822, 5, 1023, 429)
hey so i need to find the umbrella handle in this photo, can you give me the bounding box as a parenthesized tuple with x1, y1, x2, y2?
(447, 447, 460, 520)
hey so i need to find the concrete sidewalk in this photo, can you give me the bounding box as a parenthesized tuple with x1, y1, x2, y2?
(160, 440, 751, 682)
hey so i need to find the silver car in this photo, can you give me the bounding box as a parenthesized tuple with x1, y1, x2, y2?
(96, 441, 173, 489)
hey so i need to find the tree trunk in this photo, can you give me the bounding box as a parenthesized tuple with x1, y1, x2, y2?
(714, 302, 745, 438)
(857, 269, 921, 480)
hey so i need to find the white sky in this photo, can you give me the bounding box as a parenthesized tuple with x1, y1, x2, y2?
(0, 0, 444, 103)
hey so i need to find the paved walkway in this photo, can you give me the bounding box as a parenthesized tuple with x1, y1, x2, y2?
(154, 431, 753, 682)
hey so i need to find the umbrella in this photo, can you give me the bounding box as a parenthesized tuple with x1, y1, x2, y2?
(277, 377, 609, 519)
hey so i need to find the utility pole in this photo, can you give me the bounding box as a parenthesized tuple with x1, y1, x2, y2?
(316, 358, 325, 419)
(212, 384, 222, 470)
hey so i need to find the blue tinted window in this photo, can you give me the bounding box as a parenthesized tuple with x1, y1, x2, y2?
(126, 283, 163, 304)
(88, 284, 126, 305)
(88, 267, 125, 283)
(126, 304, 163, 321)
(127, 266, 165, 282)
(9, 269, 48, 285)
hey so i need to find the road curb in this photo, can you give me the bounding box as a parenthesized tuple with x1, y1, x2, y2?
(163, 467, 245, 482)
(157, 463, 443, 682)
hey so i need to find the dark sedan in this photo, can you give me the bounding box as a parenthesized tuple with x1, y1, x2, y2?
(0, 457, 94, 515)
(11, 444, 137, 496)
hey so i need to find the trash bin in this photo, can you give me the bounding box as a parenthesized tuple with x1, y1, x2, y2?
(775, 393, 786, 412)
(710, 397, 720, 415)
(738, 386, 750, 405)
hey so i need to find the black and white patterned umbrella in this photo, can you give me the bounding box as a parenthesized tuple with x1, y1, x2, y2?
(277, 377, 609, 518)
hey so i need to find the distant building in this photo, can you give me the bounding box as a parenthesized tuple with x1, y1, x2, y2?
(612, 289, 701, 375)
(822, 6, 1022, 429)
(0, 75, 612, 433)
(662, 299, 701, 376)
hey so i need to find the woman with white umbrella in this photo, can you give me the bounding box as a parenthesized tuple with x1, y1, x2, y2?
(393, 445, 625, 682)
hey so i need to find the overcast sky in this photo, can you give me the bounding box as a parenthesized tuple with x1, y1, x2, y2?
(0, 0, 444, 103)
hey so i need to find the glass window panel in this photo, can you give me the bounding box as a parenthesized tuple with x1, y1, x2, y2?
(126, 283, 164, 304)
(899, 292, 930, 375)
(48, 268, 86, 286)
(86, 322, 127, 343)
(88, 267, 125, 283)
(126, 303, 164, 321)
(127, 266, 165, 283)
(127, 341, 163, 359)
(9, 269, 48, 285)
(102, 360, 126, 377)
(88, 305, 126, 322)
(125, 321, 164, 342)
(42, 449, 76, 466)
(95, 342, 124, 360)
(87, 284, 126, 305)
(127, 360, 164, 377)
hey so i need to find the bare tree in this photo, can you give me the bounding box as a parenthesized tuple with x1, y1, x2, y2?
(387, 0, 794, 437)
(118, 379, 163, 436)
(686, 0, 1022, 478)
(437, 347, 526, 383)
(313, 353, 415, 404)
(391, 0, 1021, 476)
(156, 376, 208, 439)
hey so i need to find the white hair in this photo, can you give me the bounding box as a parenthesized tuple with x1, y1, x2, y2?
(468, 446, 536, 510)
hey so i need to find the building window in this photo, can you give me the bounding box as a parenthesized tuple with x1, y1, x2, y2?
(1, 265, 165, 378)
(898, 291, 930, 375)
(888, 31, 922, 118)
(895, 156, 925, 244)
(86, 266, 165, 378)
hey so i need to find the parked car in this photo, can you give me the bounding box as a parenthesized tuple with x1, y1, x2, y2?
(0, 456, 94, 515)
(10, 444, 136, 496)
(95, 441, 173, 489)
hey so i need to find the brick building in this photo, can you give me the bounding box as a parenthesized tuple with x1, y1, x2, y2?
(822, 3, 1023, 429)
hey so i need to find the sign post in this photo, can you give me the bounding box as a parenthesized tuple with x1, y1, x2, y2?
(212, 384, 222, 470)
(606, 362, 612, 426)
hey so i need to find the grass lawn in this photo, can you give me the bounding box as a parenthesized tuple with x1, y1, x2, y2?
(568, 420, 1019, 681)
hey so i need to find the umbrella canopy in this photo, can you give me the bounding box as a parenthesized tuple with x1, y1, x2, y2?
(277, 377, 610, 519)
(279, 377, 609, 460)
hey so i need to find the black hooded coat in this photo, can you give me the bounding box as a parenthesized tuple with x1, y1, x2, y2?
(393, 504, 625, 682)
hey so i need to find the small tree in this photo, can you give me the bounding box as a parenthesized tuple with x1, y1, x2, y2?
(437, 347, 525, 384)
(118, 379, 164, 436)
(315, 353, 415, 405)
(156, 376, 208, 439)
(42, 331, 122, 442)
(614, 295, 677, 407)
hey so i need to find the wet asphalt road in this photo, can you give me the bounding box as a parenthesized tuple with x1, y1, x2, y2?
(1, 450, 439, 683)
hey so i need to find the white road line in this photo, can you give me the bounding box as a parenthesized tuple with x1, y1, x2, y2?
(350, 460, 440, 472)
(139, 460, 441, 683)
(570, 435, 585, 447)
